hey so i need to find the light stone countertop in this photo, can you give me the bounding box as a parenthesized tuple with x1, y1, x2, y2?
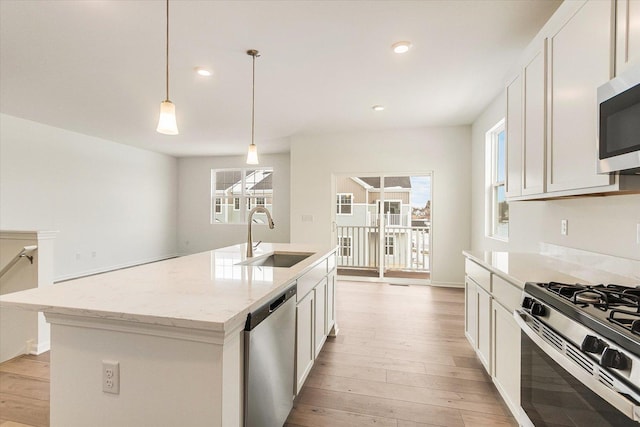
(463, 250, 640, 289)
(0, 243, 334, 334)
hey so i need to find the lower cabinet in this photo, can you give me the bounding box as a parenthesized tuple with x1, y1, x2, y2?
(314, 278, 327, 357)
(464, 258, 523, 422)
(295, 252, 337, 395)
(492, 300, 521, 414)
(477, 285, 492, 372)
(295, 290, 314, 394)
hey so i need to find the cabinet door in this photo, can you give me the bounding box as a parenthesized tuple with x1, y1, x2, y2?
(547, 0, 614, 192)
(295, 291, 314, 394)
(314, 278, 327, 358)
(492, 301, 521, 415)
(477, 285, 492, 373)
(616, 0, 640, 74)
(522, 41, 547, 196)
(464, 279, 478, 349)
(327, 272, 336, 334)
(505, 74, 523, 198)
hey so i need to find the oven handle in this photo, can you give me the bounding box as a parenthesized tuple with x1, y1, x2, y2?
(514, 309, 640, 423)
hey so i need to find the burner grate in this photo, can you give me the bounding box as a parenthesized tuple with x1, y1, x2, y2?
(542, 282, 640, 312)
(609, 309, 640, 336)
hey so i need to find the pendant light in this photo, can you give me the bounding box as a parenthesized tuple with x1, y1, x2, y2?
(246, 49, 260, 165)
(156, 0, 178, 135)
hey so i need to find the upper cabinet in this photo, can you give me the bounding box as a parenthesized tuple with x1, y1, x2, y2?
(547, 0, 614, 193)
(522, 40, 547, 196)
(505, 74, 522, 199)
(616, 0, 640, 74)
(504, 0, 640, 201)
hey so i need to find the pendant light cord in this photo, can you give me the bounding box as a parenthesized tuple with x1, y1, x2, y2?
(251, 53, 256, 145)
(165, 0, 169, 101)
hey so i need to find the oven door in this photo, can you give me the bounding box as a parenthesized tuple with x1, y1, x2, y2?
(515, 310, 640, 426)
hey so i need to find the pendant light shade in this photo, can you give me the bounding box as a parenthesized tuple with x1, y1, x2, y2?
(246, 143, 259, 165)
(246, 49, 260, 165)
(156, 0, 178, 135)
(157, 100, 178, 135)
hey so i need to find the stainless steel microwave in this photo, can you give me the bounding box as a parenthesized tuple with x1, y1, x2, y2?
(597, 64, 640, 174)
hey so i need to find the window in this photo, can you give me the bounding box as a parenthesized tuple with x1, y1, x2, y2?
(338, 236, 352, 257)
(486, 120, 508, 239)
(384, 236, 395, 255)
(211, 168, 273, 224)
(336, 193, 353, 215)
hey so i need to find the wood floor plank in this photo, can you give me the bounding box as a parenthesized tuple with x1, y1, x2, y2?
(0, 359, 49, 381)
(287, 402, 398, 427)
(386, 369, 503, 397)
(461, 411, 518, 426)
(321, 340, 457, 367)
(0, 372, 49, 401)
(0, 393, 49, 427)
(0, 421, 38, 427)
(296, 387, 466, 427)
(304, 372, 511, 416)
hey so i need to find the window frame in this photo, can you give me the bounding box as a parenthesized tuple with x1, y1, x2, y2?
(486, 119, 508, 241)
(384, 235, 395, 256)
(336, 193, 353, 215)
(211, 168, 273, 224)
(338, 236, 352, 257)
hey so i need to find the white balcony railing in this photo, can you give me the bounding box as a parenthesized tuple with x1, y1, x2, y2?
(366, 213, 410, 227)
(337, 225, 430, 272)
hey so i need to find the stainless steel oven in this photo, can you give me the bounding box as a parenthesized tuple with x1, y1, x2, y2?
(515, 282, 640, 426)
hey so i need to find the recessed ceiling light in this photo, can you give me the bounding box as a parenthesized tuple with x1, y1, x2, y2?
(372, 105, 385, 111)
(195, 67, 212, 77)
(392, 41, 412, 54)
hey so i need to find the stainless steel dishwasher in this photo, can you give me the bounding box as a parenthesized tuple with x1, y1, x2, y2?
(244, 284, 297, 427)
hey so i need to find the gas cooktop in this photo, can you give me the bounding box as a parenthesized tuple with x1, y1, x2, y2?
(525, 281, 640, 357)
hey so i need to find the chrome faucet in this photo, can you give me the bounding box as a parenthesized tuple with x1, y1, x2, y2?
(246, 206, 275, 258)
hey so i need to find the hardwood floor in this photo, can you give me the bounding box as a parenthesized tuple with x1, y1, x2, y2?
(0, 281, 515, 427)
(285, 281, 516, 427)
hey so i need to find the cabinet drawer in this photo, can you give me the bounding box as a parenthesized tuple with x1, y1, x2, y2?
(465, 259, 491, 292)
(297, 260, 326, 301)
(493, 275, 522, 312)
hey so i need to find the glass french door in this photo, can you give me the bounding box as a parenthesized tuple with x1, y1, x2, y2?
(334, 173, 431, 281)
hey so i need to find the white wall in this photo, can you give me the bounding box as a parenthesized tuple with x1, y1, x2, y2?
(177, 153, 291, 254)
(470, 95, 640, 260)
(290, 127, 471, 286)
(0, 114, 178, 280)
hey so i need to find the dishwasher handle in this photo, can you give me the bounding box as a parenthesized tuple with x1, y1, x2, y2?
(245, 284, 297, 331)
(269, 294, 286, 313)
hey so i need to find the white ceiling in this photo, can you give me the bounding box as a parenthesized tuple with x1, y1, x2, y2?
(0, 0, 561, 158)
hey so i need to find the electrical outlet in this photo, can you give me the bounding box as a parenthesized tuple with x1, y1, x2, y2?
(561, 219, 568, 236)
(102, 360, 120, 394)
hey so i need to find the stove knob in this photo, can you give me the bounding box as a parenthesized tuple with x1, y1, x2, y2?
(522, 297, 534, 309)
(530, 302, 546, 316)
(600, 348, 630, 370)
(581, 335, 607, 354)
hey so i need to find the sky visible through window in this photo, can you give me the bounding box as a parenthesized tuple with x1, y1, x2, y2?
(410, 176, 431, 208)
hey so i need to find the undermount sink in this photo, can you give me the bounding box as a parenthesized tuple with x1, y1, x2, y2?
(237, 252, 314, 268)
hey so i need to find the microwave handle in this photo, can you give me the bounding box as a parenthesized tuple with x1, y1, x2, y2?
(514, 309, 640, 422)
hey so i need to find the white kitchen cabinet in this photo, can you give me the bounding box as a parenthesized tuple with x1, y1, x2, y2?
(295, 290, 314, 394)
(547, 0, 614, 193)
(505, 74, 523, 199)
(465, 257, 522, 421)
(492, 299, 521, 417)
(522, 40, 547, 196)
(464, 278, 478, 349)
(294, 250, 338, 395)
(314, 277, 327, 357)
(327, 272, 336, 335)
(616, 0, 640, 75)
(477, 285, 492, 373)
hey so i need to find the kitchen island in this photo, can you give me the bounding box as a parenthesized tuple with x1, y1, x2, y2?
(0, 243, 337, 427)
